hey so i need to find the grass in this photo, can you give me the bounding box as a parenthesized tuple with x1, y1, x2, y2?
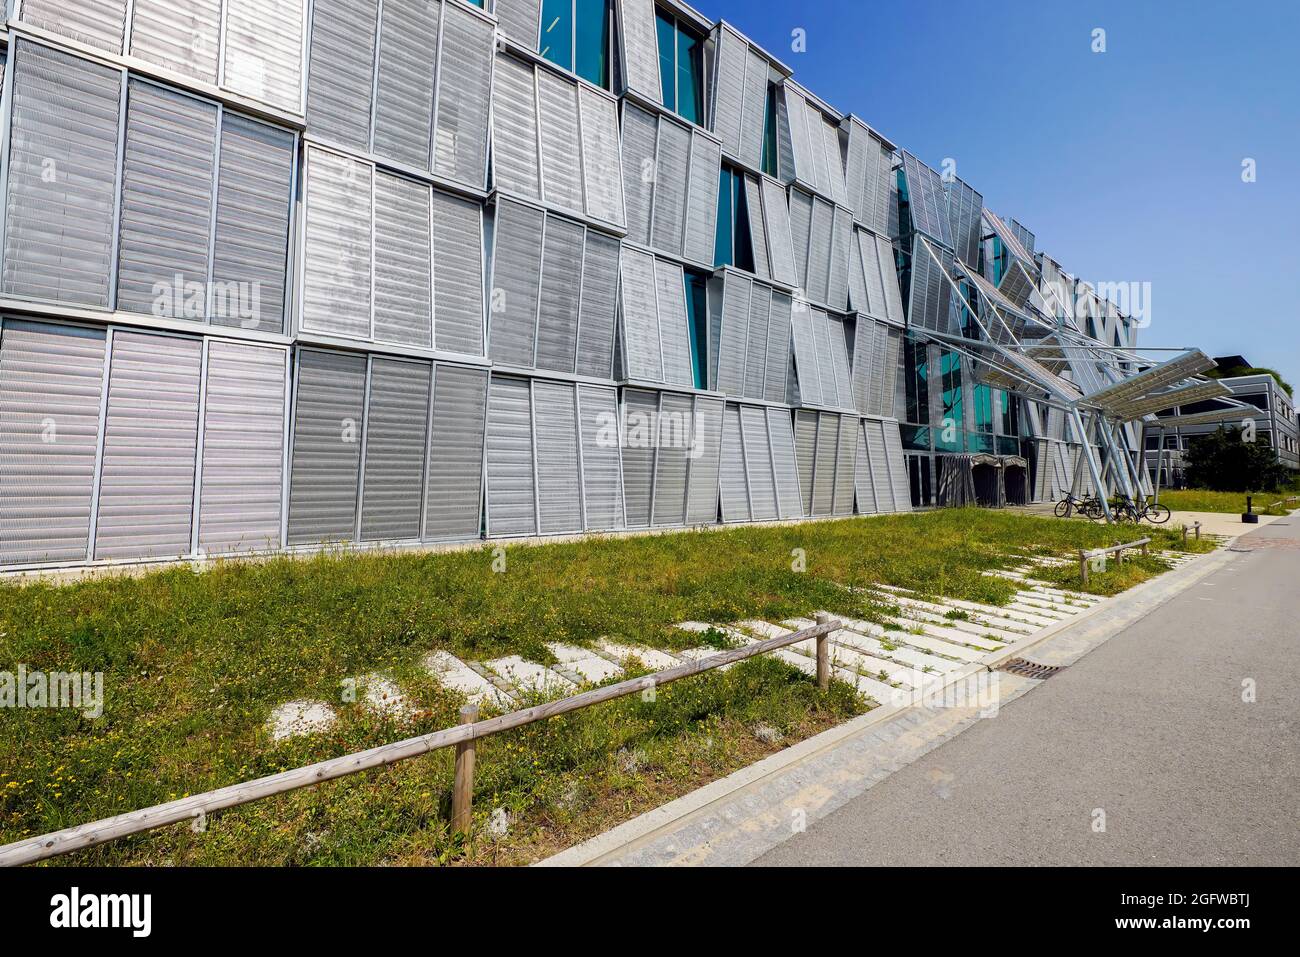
(0, 508, 1213, 865)
(1157, 489, 1295, 516)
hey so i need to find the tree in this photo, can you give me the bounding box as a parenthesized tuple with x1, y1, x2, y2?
(1183, 426, 1290, 492)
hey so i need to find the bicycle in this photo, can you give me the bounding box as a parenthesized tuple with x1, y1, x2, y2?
(1055, 493, 1105, 520)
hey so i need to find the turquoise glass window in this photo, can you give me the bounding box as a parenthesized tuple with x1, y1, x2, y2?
(685, 270, 710, 389)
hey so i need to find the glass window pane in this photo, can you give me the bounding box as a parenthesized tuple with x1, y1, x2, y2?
(656, 12, 676, 110)
(761, 84, 778, 176)
(714, 166, 734, 267)
(575, 0, 610, 88)
(685, 270, 710, 389)
(676, 28, 701, 124)
(540, 0, 575, 71)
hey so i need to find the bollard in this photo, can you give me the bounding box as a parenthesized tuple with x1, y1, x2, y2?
(814, 612, 831, 691)
(451, 703, 478, 835)
(1079, 549, 1090, 586)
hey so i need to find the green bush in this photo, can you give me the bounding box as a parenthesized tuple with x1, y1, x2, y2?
(1183, 426, 1291, 492)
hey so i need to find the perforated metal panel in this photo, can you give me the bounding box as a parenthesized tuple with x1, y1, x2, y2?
(790, 303, 822, 407)
(0, 321, 106, 566)
(536, 217, 585, 373)
(745, 176, 771, 280)
(373, 172, 433, 347)
(302, 149, 373, 339)
(762, 178, 798, 287)
(423, 364, 488, 542)
(287, 350, 366, 545)
(739, 47, 769, 170)
(832, 413, 856, 515)
(494, 0, 541, 47)
(881, 419, 912, 511)
(358, 358, 430, 541)
(130, 0, 223, 82)
(686, 397, 723, 525)
(765, 293, 793, 403)
(765, 408, 802, 519)
(900, 151, 952, 247)
(827, 313, 854, 409)
(579, 88, 625, 227)
(718, 404, 749, 522)
(811, 411, 837, 515)
(577, 384, 624, 531)
(432, 3, 493, 188)
(944, 177, 984, 267)
(650, 118, 690, 257)
(652, 392, 692, 526)
(534, 380, 583, 534)
(619, 249, 663, 382)
(683, 134, 722, 267)
(806, 197, 833, 306)
(537, 70, 584, 213)
(488, 200, 544, 368)
(306, 0, 378, 149)
(793, 409, 817, 515)
(486, 375, 537, 536)
(827, 205, 853, 312)
(716, 272, 751, 396)
(877, 234, 905, 325)
(853, 420, 878, 514)
(620, 102, 658, 247)
(491, 54, 541, 199)
(431, 190, 485, 356)
(621, 388, 657, 527)
(740, 405, 777, 521)
(223, 0, 305, 113)
(22, 0, 127, 52)
(788, 188, 814, 290)
(743, 283, 771, 401)
(863, 417, 892, 512)
(576, 232, 620, 379)
(655, 260, 694, 389)
(711, 25, 747, 159)
(373, 0, 440, 169)
(618, 0, 662, 101)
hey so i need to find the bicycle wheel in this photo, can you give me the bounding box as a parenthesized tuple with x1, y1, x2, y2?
(1054, 499, 1071, 518)
(1144, 503, 1171, 524)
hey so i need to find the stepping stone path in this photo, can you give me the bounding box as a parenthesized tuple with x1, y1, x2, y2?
(360, 674, 415, 723)
(422, 651, 515, 709)
(268, 699, 337, 742)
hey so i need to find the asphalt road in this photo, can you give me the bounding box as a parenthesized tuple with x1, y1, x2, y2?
(757, 520, 1300, 866)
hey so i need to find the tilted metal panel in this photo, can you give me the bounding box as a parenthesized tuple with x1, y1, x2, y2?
(843, 118, 871, 226)
(868, 141, 894, 237)
(287, 350, 366, 544)
(743, 282, 771, 401)
(574, 91, 625, 228)
(360, 358, 431, 541)
(832, 413, 856, 515)
(827, 313, 854, 409)
(485, 374, 537, 536)
(998, 258, 1036, 309)
(423, 363, 488, 542)
(94, 332, 202, 560)
(869, 322, 888, 416)
(576, 231, 620, 378)
(810, 411, 838, 515)
(803, 102, 831, 197)
(537, 70, 585, 214)
(3, 43, 122, 308)
(711, 25, 748, 159)
(740, 405, 777, 521)
(650, 117, 691, 257)
(302, 148, 373, 339)
(619, 248, 663, 382)
(878, 235, 906, 325)
(805, 197, 834, 306)
(577, 384, 624, 531)
(907, 235, 952, 334)
(774, 88, 796, 183)
(488, 199, 544, 367)
(863, 417, 891, 512)
(764, 292, 793, 403)
(306, 0, 378, 150)
(223, 0, 305, 113)
(494, 0, 541, 47)
(430, 190, 486, 356)
(534, 380, 583, 535)
(744, 176, 771, 280)
(788, 188, 814, 291)
(847, 231, 868, 315)
(198, 340, 286, 555)
(536, 216, 585, 373)
(767, 408, 802, 520)
(715, 271, 752, 396)
(686, 397, 724, 525)
(432, 2, 493, 188)
(652, 391, 693, 526)
(655, 260, 695, 389)
(809, 307, 841, 406)
(22, 0, 127, 53)
(0, 321, 106, 566)
(900, 151, 952, 247)
(620, 102, 658, 247)
(789, 302, 823, 407)
(882, 418, 911, 512)
(882, 326, 902, 419)
(683, 133, 723, 267)
(853, 420, 878, 515)
(130, 0, 223, 83)
(373, 0, 440, 169)
(490, 54, 541, 200)
(944, 178, 984, 268)
(211, 113, 294, 333)
(116, 80, 218, 318)
(818, 116, 848, 207)
(793, 409, 817, 515)
(762, 178, 798, 287)
(784, 87, 815, 191)
(827, 205, 853, 312)
(738, 47, 769, 170)
(850, 315, 876, 415)
(373, 172, 433, 347)
(718, 403, 749, 523)
(620, 388, 657, 527)
(617, 0, 662, 101)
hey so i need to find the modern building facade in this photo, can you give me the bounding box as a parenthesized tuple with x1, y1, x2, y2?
(0, 0, 1196, 573)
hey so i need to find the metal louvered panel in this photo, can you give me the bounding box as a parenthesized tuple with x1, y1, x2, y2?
(819, 117, 848, 206)
(847, 233, 868, 315)
(621, 388, 656, 527)
(302, 149, 372, 339)
(901, 151, 952, 247)
(577, 385, 624, 531)
(870, 143, 894, 236)
(863, 418, 891, 512)
(116, 80, 218, 318)
(788, 189, 813, 290)
(360, 358, 430, 541)
(306, 0, 377, 150)
(430, 190, 485, 356)
(784, 87, 813, 190)
(806, 198, 833, 306)
(3, 43, 121, 308)
(857, 230, 885, 319)
(537, 70, 584, 214)
(432, 3, 493, 188)
(882, 327, 902, 419)
(765, 293, 793, 403)
(718, 404, 749, 522)
(223, 0, 304, 113)
(373, 172, 433, 347)
(578, 88, 625, 227)
(534, 380, 583, 534)
(775, 88, 796, 182)
(793, 409, 817, 515)
(945, 178, 984, 268)
(655, 260, 694, 389)
(94, 332, 202, 560)
(850, 316, 874, 415)
(652, 392, 692, 526)
(650, 118, 690, 257)
(740, 405, 777, 521)
(827, 206, 853, 312)
(869, 323, 888, 416)
(844, 118, 869, 224)
(853, 421, 878, 514)
(0, 321, 106, 566)
(804, 104, 831, 197)
(536, 216, 584, 373)
(809, 308, 839, 406)
(878, 235, 905, 325)
(287, 350, 366, 544)
(494, 0, 541, 46)
(711, 25, 747, 158)
(486, 375, 537, 536)
(827, 314, 854, 408)
(620, 102, 658, 247)
(22, 0, 126, 52)
(619, 0, 661, 100)
(881, 419, 911, 511)
(745, 176, 771, 280)
(762, 178, 798, 286)
(686, 397, 724, 525)
(908, 236, 951, 334)
(810, 412, 837, 516)
(130, 0, 222, 82)
(619, 249, 663, 382)
(488, 200, 544, 367)
(373, 0, 439, 169)
(423, 364, 487, 541)
(739, 47, 768, 170)
(211, 113, 294, 333)
(197, 341, 286, 555)
(767, 408, 802, 519)
(491, 54, 541, 199)
(832, 413, 856, 515)
(716, 271, 751, 396)
(743, 283, 771, 400)
(789, 302, 822, 406)
(683, 133, 722, 267)
(576, 231, 620, 378)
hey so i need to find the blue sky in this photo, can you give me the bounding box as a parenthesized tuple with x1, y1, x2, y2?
(702, 0, 1300, 389)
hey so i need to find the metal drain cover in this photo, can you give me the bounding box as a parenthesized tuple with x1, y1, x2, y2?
(1000, 658, 1064, 680)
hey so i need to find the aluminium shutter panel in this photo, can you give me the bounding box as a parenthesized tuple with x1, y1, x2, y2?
(882, 327, 902, 418)
(488, 200, 544, 368)
(761, 178, 798, 287)
(576, 385, 624, 531)
(788, 189, 814, 290)
(655, 260, 694, 389)
(789, 303, 822, 406)
(359, 358, 431, 542)
(827, 206, 853, 312)
(793, 409, 817, 516)
(21, 0, 127, 53)
(828, 314, 854, 409)
(536, 216, 585, 373)
(743, 283, 771, 401)
(650, 118, 691, 257)
(832, 413, 856, 515)
(373, 172, 434, 348)
(494, 0, 541, 47)
(197, 341, 287, 555)
(803, 104, 831, 197)
(847, 235, 868, 316)
(682, 134, 722, 267)
(744, 176, 771, 280)
(432, 2, 494, 188)
(223, 0, 304, 113)
(685, 397, 724, 525)
(718, 403, 749, 523)
(882, 420, 912, 511)
(287, 350, 366, 545)
(430, 190, 485, 356)
(739, 48, 769, 170)
(811, 412, 837, 515)
(850, 316, 873, 415)
(576, 231, 620, 379)
(854, 420, 878, 514)
(878, 235, 906, 324)
(3, 43, 121, 309)
(711, 25, 747, 160)
(806, 198, 834, 305)
(537, 70, 584, 214)
(618, 249, 663, 382)
(767, 408, 802, 520)
(740, 405, 777, 521)
(578, 88, 626, 227)
(620, 102, 658, 247)
(819, 117, 848, 207)
(809, 308, 840, 406)
(784, 87, 813, 190)
(620, 388, 657, 527)
(130, 0, 223, 82)
(485, 375, 537, 536)
(0, 321, 106, 566)
(306, 0, 378, 150)
(116, 80, 218, 318)
(93, 332, 202, 560)
(715, 272, 751, 396)
(372, 0, 440, 169)
(618, 0, 662, 101)
(764, 293, 793, 403)
(491, 54, 541, 200)
(210, 113, 294, 333)
(652, 392, 693, 526)
(844, 118, 869, 224)
(302, 149, 373, 339)
(857, 230, 886, 319)
(533, 381, 583, 535)
(863, 418, 891, 512)
(423, 364, 488, 541)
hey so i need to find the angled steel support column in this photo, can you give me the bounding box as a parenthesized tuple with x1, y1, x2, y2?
(1072, 407, 1113, 521)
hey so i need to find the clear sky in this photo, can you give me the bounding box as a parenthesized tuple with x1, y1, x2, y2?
(702, 0, 1300, 389)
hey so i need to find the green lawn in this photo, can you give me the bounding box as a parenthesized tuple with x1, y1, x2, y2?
(0, 508, 1213, 865)
(1157, 489, 1295, 515)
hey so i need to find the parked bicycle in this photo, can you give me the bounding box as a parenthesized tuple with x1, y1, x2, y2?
(1108, 496, 1172, 524)
(1054, 493, 1105, 520)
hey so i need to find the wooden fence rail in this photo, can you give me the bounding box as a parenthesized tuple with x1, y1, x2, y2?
(1079, 537, 1151, 585)
(0, 618, 841, 867)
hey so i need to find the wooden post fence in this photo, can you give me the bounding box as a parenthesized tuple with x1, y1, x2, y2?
(451, 703, 478, 835)
(814, 612, 831, 690)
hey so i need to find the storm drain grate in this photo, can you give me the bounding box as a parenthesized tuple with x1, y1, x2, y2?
(1000, 658, 1064, 680)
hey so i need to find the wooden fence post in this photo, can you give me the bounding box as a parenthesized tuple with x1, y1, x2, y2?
(1140, 540, 1149, 556)
(451, 703, 478, 836)
(814, 612, 831, 691)
(1079, 549, 1090, 586)
(1195, 521, 1201, 540)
